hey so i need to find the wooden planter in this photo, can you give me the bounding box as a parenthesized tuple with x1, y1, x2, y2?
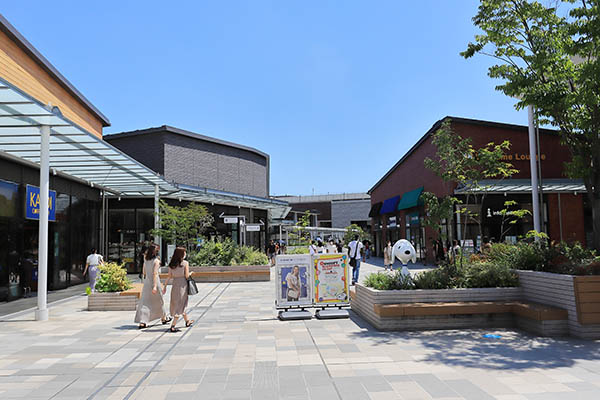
(516, 270, 600, 339)
(88, 292, 139, 311)
(351, 284, 522, 331)
(160, 265, 271, 282)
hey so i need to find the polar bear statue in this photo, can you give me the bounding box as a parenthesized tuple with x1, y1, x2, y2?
(391, 239, 417, 277)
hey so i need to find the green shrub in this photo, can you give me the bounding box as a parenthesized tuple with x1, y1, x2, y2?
(94, 262, 132, 293)
(364, 271, 414, 290)
(287, 246, 309, 254)
(463, 262, 519, 288)
(188, 238, 268, 266)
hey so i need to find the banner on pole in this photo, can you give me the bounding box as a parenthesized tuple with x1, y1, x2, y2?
(275, 254, 312, 308)
(313, 254, 350, 305)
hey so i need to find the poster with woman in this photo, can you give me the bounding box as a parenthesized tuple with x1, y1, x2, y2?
(313, 254, 349, 305)
(275, 254, 312, 308)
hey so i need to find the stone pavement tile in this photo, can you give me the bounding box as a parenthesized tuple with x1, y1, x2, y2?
(389, 380, 433, 400)
(360, 375, 394, 393)
(493, 395, 529, 400)
(367, 391, 402, 400)
(251, 388, 279, 400)
(307, 384, 339, 400)
(302, 371, 333, 387)
(409, 374, 459, 398)
(443, 379, 494, 400)
(335, 381, 371, 400)
(565, 382, 600, 392)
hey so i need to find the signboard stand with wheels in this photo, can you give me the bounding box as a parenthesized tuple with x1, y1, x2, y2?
(275, 254, 313, 320)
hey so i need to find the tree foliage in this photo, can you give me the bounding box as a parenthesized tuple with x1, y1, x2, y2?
(150, 200, 214, 252)
(342, 223, 369, 245)
(463, 0, 600, 249)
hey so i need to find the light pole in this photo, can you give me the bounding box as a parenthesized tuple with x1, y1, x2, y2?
(528, 105, 541, 238)
(36, 125, 50, 321)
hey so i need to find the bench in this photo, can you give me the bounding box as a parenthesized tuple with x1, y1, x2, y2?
(119, 283, 143, 299)
(372, 301, 568, 336)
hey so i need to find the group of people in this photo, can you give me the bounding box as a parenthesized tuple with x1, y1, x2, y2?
(308, 239, 343, 255)
(134, 244, 194, 332)
(266, 240, 287, 265)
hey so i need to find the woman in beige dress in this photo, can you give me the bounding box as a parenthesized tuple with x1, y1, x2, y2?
(163, 247, 194, 332)
(383, 240, 393, 271)
(134, 243, 171, 329)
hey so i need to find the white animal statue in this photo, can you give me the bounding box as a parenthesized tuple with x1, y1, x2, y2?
(391, 239, 417, 277)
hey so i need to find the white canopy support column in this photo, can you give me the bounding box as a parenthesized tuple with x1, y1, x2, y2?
(154, 185, 162, 260)
(36, 125, 50, 321)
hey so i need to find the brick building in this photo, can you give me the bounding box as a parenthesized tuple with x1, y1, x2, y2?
(368, 116, 590, 262)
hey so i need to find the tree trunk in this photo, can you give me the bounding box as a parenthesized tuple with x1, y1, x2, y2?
(584, 174, 600, 251)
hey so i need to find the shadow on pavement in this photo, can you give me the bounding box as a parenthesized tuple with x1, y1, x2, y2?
(347, 310, 600, 370)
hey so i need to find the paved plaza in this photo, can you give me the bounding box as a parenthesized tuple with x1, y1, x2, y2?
(1, 260, 600, 400)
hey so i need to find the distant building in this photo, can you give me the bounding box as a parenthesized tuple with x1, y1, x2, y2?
(273, 193, 371, 230)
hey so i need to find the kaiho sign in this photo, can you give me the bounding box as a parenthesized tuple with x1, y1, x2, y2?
(25, 184, 56, 222)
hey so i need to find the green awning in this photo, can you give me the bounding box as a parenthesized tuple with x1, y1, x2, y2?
(397, 187, 424, 210)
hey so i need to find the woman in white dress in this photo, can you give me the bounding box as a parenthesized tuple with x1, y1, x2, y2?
(286, 266, 301, 301)
(134, 243, 171, 329)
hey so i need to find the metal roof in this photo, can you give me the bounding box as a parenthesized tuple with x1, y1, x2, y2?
(454, 179, 587, 194)
(0, 77, 290, 218)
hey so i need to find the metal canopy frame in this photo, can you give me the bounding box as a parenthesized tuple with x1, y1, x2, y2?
(0, 77, 290, 218)
(454, 179, 586, 195)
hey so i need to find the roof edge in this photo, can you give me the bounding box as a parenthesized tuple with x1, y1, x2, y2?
(104, 125, 269, 160)
(367, 116, 561, 195)
(0, 13, 110, 127)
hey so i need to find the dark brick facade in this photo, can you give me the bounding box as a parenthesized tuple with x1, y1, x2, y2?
(105, 126, 269, 198)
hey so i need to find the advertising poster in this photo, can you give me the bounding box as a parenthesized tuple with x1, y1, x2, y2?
(275, 254, 312, 308)
(313, 254, 350, 305)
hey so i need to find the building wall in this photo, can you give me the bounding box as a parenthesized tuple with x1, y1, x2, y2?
(288, 201, 332, 223)
(331, 199, 371, 228)
(547, 193, 586, 244)
(105, 132, 166, 175)
(163, 134, 268, 197)
(0, 30, 104, 137)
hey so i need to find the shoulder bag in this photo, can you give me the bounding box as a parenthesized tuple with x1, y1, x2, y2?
(349, 241, 358, 267)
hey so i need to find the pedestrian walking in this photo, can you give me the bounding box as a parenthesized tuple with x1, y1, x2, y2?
(309, 240, 318, 255)
(383, 240, 393, 271)
(348, 235, 364, 285)
(163, 247, 193, 332)
(267, 240, 276, 266)
(134, 243, 171, 329)
(83, 248, 104, 292)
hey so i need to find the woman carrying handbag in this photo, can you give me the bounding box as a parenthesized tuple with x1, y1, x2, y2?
(163, 247, 194, 332)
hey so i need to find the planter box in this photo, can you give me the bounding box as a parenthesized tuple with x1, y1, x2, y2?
(517, 270, 600, 339)
(160, 265, 271, 282)
(88, 292, 139, 311)
(351, 284, 522, 332)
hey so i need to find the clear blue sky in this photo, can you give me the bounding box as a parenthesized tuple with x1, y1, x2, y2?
(2, 1, 526, 196)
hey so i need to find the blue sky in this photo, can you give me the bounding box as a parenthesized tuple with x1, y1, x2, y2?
(2, 1, 526, 196)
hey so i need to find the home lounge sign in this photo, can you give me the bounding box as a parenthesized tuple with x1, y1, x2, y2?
(502, 153, 547, 162)
(25, 184, 56, 222)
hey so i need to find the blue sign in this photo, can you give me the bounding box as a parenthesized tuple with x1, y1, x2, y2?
(25, 185, 56, 221)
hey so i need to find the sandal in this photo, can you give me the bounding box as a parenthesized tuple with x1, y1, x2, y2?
(185, 320, 194, 327)
(138, 323, 147, 329)
(169, 326, 180, 333)
(161, 317, 173, 325)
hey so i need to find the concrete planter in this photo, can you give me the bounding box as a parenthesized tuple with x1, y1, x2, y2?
(351, 284, 522, 331)
(88, 292, 139, 311)
(160, 265, 271, 282)
(517, 270, 600, 339)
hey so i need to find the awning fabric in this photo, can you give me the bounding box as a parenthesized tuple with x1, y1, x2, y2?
(454, 179, 586, 195)
(379, 195, 400, 215)
(368, 202, 382, 217)
(397, 187, 424, 210)
(0, 77, 290, 219)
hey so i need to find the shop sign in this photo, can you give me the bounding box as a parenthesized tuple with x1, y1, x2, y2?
(408, 212, 420, 226)
(25, 185, 56, 222)
(246, 224, 261, 232)
(501, 153, 547, 161)
(224, 217, 238, 224)
(388, 216, 396, 228)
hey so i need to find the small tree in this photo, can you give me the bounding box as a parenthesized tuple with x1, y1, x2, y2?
(498, 200, 531, 242)
(421, 191, 462, 242)
(288, 210, 312, 246)
(342, 224, 369, 246)
(424, 121, 517, 246)
(151, 200, 214, 252)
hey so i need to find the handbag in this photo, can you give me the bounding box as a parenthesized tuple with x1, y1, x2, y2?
(288, 289, 299, 298)
(187, 277, 198, 296)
